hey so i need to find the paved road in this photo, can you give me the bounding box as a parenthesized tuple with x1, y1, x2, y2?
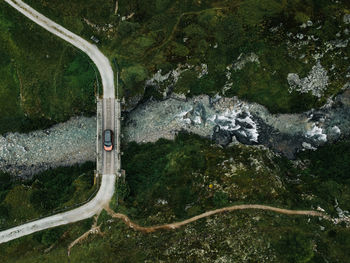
(5, 0, 115, 99)
(102, 98, 115, 175)
(0, 0, 118, 244)
(0, 174, 115, 244)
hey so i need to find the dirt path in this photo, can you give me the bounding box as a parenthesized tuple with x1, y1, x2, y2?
(106, 204, 330, 233)
(0, 0, 117, 245)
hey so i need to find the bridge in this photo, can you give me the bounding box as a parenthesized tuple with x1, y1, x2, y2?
(96, 98, 122, 176)
(0, 0, 121, 244)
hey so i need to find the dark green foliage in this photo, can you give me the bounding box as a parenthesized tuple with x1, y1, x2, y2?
(0, 172, 12, 205)
(0, 162, 95, 230)
(238, 0, 284, 27)
(274, 230, 314, 263)
(123, 134, 208, 219)
(117, 21, 140, 38)
(0, 205, 9, 221)
(40, 228, 64, 246)
(28, 162, 95, 212)
(0, 3, 97, 134)
(121, 133, 290, 223)
(212, 191, 229, 207)
(274, 138, 350, 219)
(300, 140, 350, 182)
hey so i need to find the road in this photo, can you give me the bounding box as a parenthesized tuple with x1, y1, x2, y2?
(5, 0, 115, 99)
(0, 0, 118, 244)
(102, 98, 115, 175)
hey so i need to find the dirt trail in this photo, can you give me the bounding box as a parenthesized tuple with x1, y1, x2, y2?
(67, 215, 103, 256)
(106, 204, 330, 233)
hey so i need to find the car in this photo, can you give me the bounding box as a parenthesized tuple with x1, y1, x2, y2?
(103, 129, 114, 151)
(90, 35, 100, 44)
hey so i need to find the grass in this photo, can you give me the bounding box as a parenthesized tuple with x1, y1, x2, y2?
(0, 162, 96, 231)
(0, 2, 98, 134)
(1, 134, 350, 262)
(17, 0, 350, 114)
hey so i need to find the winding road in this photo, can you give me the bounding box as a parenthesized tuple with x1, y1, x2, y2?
(0, 0, 332, 246)
(0, 0, 118, 244)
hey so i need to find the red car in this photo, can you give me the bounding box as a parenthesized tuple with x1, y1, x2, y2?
(103, 129, 114, 151)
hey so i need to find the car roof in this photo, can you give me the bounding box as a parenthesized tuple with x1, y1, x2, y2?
(104, 130, 112, 140)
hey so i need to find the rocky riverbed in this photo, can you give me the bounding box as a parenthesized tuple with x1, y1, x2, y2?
(125, 88, 350, 158)
(1, 88, 350, 178)
(0, 116, 96, 178)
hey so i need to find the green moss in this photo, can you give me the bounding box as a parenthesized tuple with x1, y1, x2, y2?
(0, 3, 97, 134)
(1, 134, 350, 261)
(0, 162, 95, 230)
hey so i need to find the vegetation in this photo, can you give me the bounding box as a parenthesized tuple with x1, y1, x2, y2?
(21, 0, 350, 113)
(1, 0, 350, 261)
(1, 134, 350, 262)
(121, 133, 289, 223)
(0, 2, 98, 134)
(0, 162, 96, 230)
(278, 139, 350, 217)
(1, 0, 349, 133)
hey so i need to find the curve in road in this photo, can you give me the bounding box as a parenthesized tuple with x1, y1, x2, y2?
(5, 0, 115, 99)
(0, 0, 116, 244)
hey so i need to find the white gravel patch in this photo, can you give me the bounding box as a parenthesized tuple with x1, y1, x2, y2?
(233, 53, 260, 71)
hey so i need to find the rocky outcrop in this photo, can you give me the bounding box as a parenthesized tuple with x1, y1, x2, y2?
(287, 61, 329, 98)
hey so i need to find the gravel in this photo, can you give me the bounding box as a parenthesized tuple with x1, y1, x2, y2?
(0, 116, 96, 179)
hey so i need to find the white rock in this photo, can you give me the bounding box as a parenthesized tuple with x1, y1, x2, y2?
(331, 126, 341, 134)
(306, 124, 327, 142)
(233, 53, 260, 71)
(302, 142, 317, 150)
(287, 61, 329, 98)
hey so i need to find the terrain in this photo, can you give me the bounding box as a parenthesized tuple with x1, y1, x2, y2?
(21, 0, 350, 112)
(1, 134, 350, 262)
(1, 0, 350, 262)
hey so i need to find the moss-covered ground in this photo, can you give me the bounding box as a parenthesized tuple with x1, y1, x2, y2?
(1, 134, 350, 262)
(20, 0, 350, 113)
(0, 162, 96, 231)
(0, 2, 98, 134)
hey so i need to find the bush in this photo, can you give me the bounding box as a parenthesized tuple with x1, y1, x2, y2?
(275, 231, 314, 263)
(118, 21, 140, 38)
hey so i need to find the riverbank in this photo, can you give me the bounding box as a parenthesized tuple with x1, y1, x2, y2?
(1, 87, 350, 178)
(125, 88, 350, 158)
